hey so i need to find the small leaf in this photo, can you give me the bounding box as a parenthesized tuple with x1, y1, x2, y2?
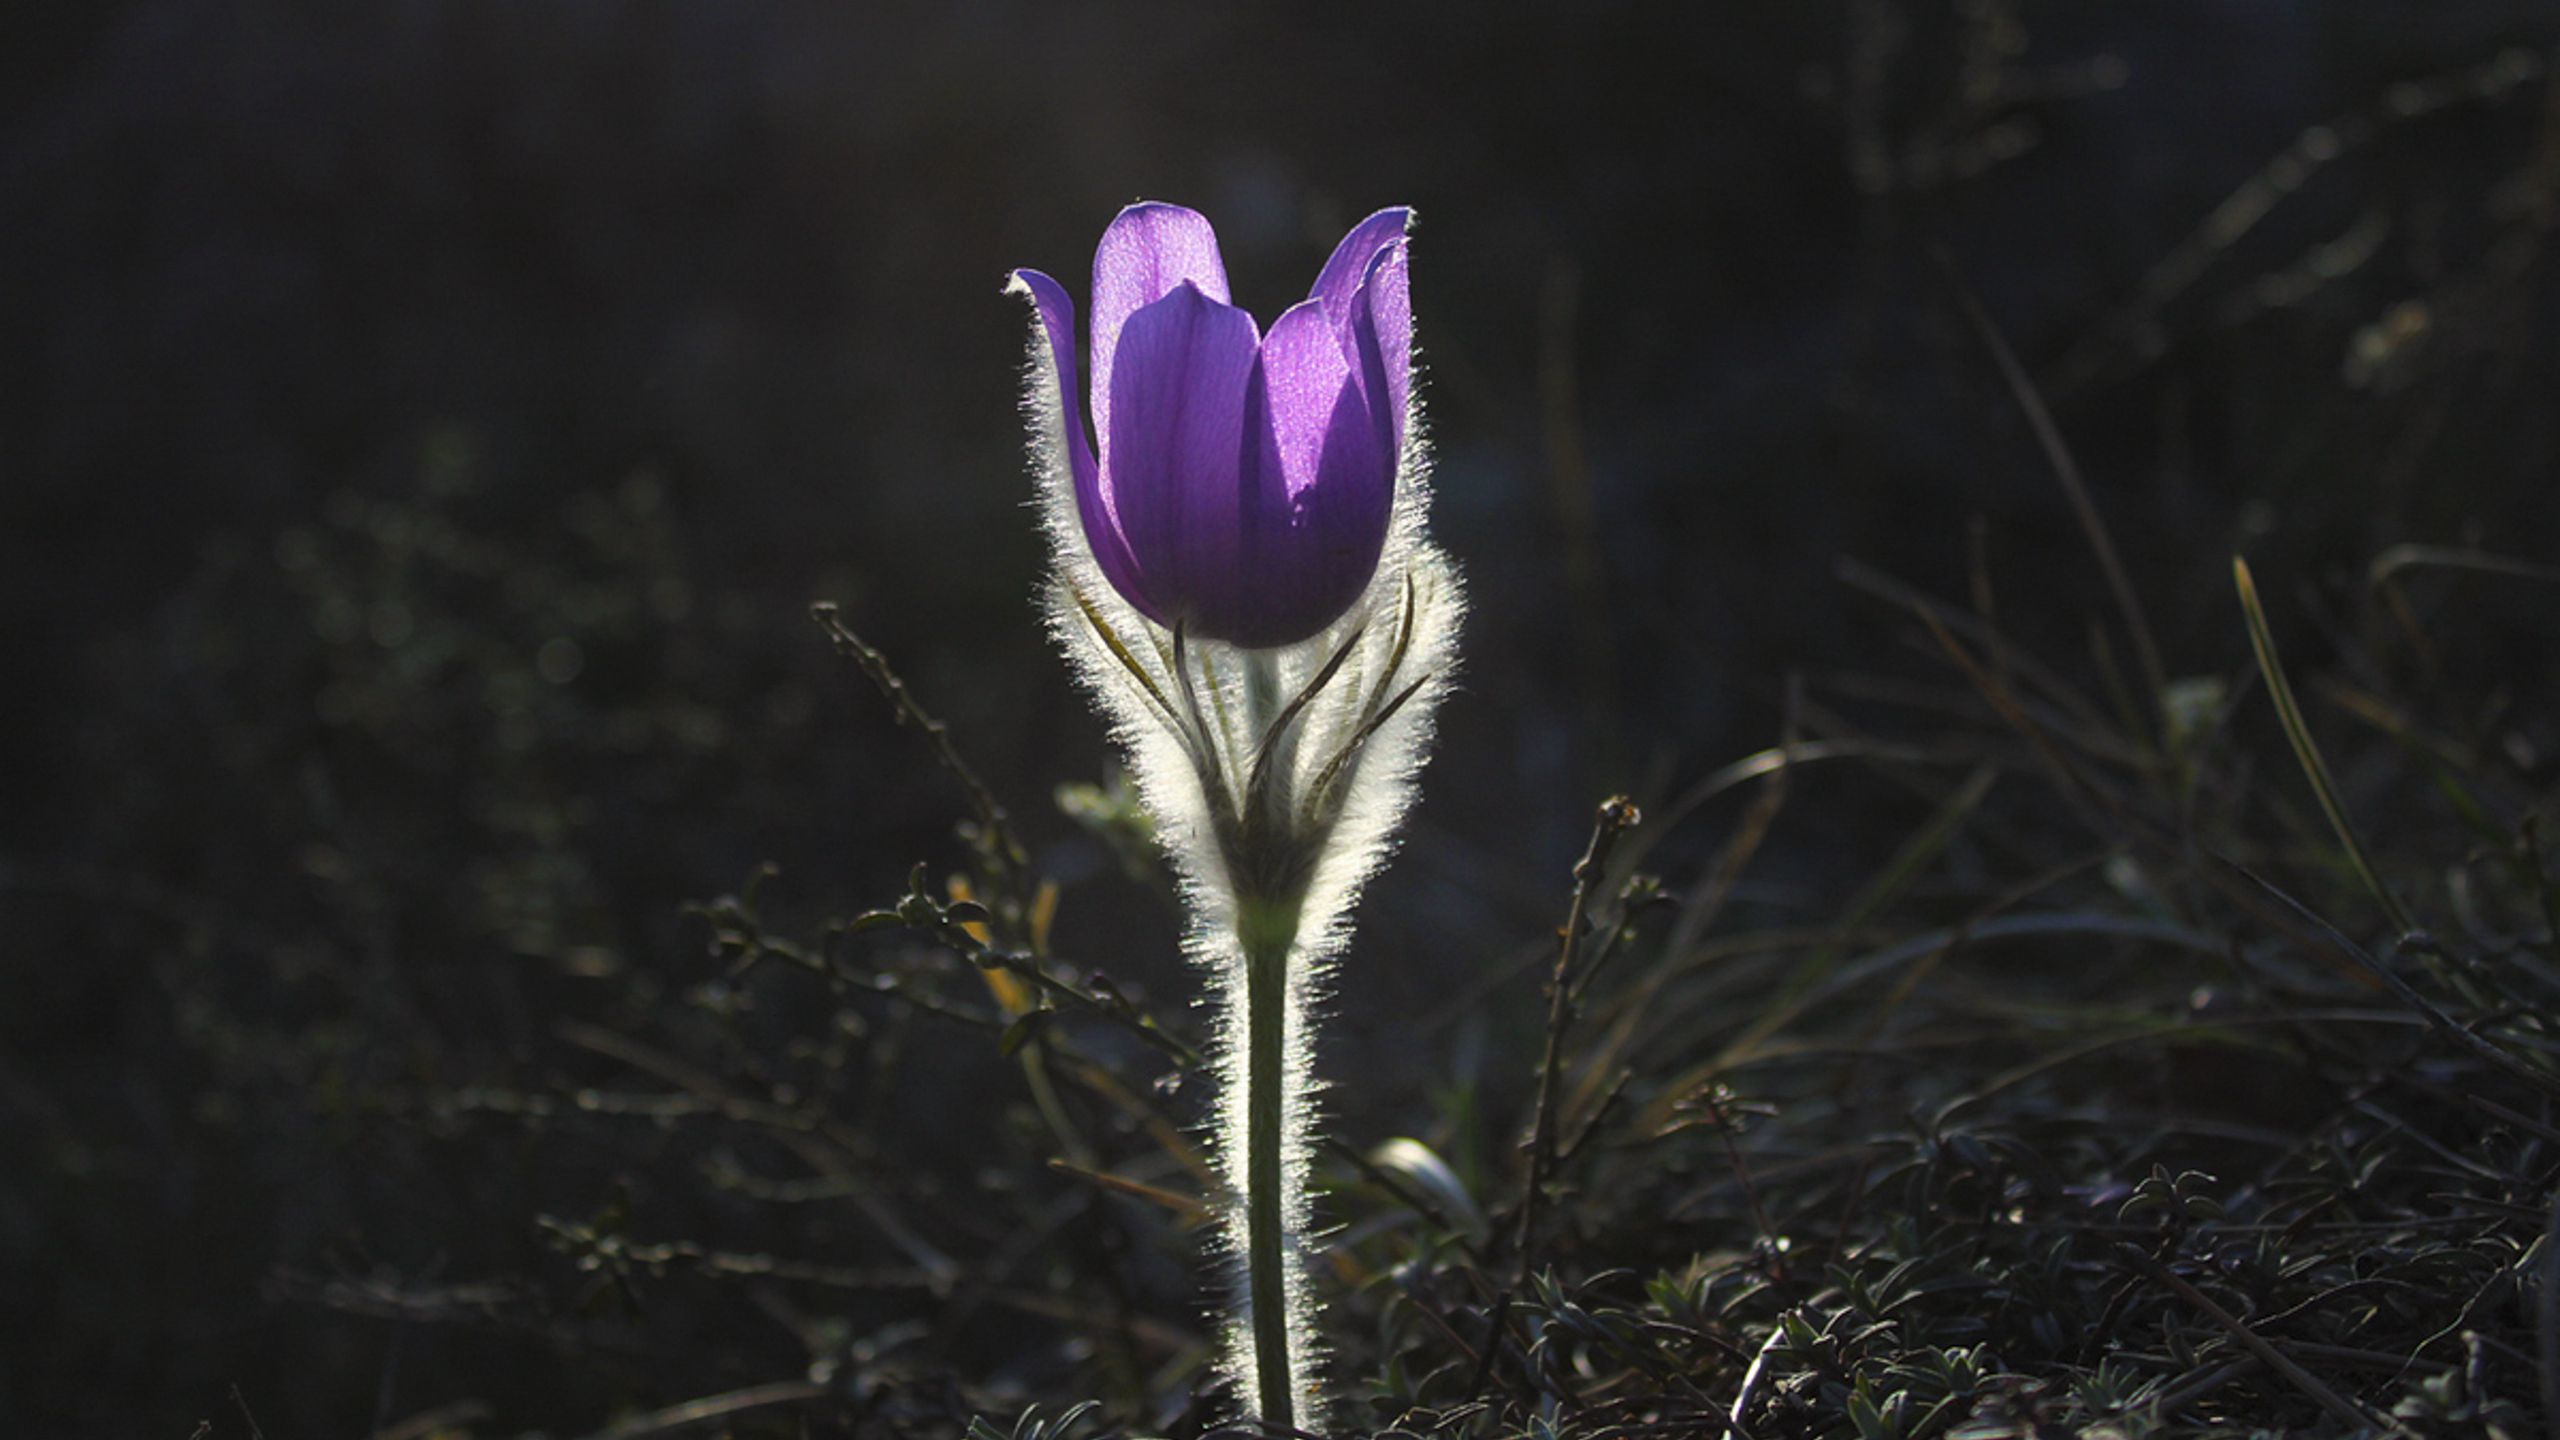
(1366, 1136, 1490, 1244)
(998, 1008, 1050, 1058)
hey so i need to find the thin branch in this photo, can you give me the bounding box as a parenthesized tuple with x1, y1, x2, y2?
(2124, 1246, 2406, 1436)
(1514, 795, 1643, 1287)
(810, 601, 1030, 889)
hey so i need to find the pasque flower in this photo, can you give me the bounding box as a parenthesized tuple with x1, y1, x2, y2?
(1010, 202, 1462, 1433)
(1011, 202, 1412, 648)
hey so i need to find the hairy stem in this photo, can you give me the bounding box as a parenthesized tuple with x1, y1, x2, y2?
(1230, 649, 1312, 1429)
(1241, 906, 1297, 1429)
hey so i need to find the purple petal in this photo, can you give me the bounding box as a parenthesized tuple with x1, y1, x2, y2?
(1226, 300, 1394, 647)
(1307, 207, 1412, 331)
(1103, 282, 1260, 630)
(1254, 299, 1372, 501)
(1091, 203, 1232, 471)
(1009, 268, 1151, 611)
(1348, 238, 1412, 461)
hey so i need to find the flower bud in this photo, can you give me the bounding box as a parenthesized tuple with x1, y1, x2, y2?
(1010, 203, 1412, 648)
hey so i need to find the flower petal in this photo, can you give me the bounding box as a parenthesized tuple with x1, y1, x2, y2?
(1307, 207, 1412, 331)
(1349, 238, 1412, 461)
(1229, 300, 1394, 647)
(1008, 268, 1150, 612)
(1104, 282, 1261, 631)
(1254, 299, 1371, 501)
(1092, 203, 1232, 473)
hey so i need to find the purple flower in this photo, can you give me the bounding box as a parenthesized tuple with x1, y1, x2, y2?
(1013, 203, 1413, 649)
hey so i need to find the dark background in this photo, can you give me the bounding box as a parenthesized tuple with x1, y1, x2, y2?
(5, 2, 2557, 1433)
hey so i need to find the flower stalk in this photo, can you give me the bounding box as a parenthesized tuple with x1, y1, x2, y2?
(1238, 894, 1300, 1427)
(1010, 202, 1461, 1429)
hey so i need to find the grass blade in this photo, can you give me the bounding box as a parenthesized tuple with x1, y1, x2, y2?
(2231, 556, 2416, 934)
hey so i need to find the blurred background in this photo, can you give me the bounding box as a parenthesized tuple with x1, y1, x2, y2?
(5, 2, 2557, 1435)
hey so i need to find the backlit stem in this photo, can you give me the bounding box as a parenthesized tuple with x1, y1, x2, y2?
(1240, 900, 1298, 1429)
(1236, 651, 1300, 1428)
